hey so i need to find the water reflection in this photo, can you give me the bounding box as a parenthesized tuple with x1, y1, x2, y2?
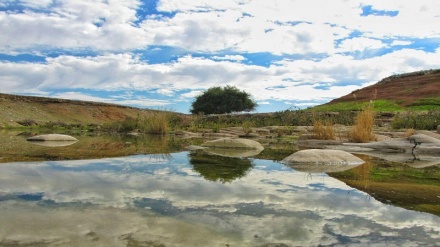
(0, 152, 439, 246)
(188, 151, 254, 183)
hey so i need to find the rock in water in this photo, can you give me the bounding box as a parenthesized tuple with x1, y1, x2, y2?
(27, 134, 78, 142)
(282, 149, 364, 165)
(201, 138, 264, 158)
(282, 149, 364, 173)
(202, 138, 264, 150)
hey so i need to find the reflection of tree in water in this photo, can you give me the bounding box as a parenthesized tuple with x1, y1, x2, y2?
(188, 151, 254, 183)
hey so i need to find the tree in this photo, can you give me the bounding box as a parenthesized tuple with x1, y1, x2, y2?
(190, 86, 257, 114)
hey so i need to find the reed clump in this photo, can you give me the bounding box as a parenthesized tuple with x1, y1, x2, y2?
(312, 119, 336, 140)
(141, 112, 169, 135)
(103, 111, 170, 135)
(349, 105, 376, 143)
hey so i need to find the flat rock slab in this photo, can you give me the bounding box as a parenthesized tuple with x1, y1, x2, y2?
(27, 134, 78, 142)
(343, 133, 440, 154)
(202, 138, 264, 150)
(282, 149, 365, 166)
(28, 140, 78, 147)
(204, 148, 263, 158)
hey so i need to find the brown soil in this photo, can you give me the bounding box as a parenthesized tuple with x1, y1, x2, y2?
(0, 93, 162, 127)
(328, 69, 440, 106)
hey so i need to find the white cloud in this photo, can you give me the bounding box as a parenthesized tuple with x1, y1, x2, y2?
(1, 0, 439, 55)
(1, 47, 439, 108)
(1, 0, 439, 111)
(0, 0, 147, 52)
(212, 55, 246, 61)
(391, 40, 413, 46)
(337, 37, 386, 52)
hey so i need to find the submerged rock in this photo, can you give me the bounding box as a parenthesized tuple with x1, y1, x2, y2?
(202, 138, 264, 150)
(27, 134, 78, 142)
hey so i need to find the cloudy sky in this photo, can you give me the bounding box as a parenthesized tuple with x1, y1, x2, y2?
(1, 0, 439, 113)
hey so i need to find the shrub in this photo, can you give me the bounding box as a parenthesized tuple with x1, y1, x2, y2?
(312, 119, 335, 140)
(17, 119, 37, 126)
(392, 110, 440, 130)
(349, 105, 376, 143)
(141, 112, 169, 135)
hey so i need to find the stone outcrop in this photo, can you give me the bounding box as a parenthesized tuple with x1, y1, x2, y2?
(282, 149, 365, 166)
(27, 134, 78, 142)
(282, 149, 364, 173)
(200, 138, 264, 158)
(343, 133, 440, 154)
(26, 134, 78, 147)
(202, 138, 264, 150)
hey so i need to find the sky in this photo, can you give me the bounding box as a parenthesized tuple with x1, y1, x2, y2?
(1, 0, 440, 113)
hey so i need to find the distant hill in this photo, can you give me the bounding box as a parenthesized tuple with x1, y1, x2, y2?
(0, 93, 158, 127)
(325, 69, 440, 108)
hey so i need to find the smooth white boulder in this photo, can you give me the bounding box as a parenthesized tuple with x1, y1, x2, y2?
(282, 149, 364, 173)
(27, 134, 78, 142)
(202, 138, 264, 150)
(282, 149, 365, 166)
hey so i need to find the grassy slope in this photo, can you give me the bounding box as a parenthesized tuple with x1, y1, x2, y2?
(316, 69, 440, 112)
(0, 93, 159, 127)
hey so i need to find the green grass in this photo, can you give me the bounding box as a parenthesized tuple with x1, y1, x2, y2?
(408, 97, 440, 111)
(312, 98, 440, 112)
(311, 100, 404, 112)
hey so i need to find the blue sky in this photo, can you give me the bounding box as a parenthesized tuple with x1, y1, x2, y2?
(1, 0, 439, 113)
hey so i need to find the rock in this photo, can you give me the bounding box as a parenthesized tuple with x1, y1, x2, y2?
(297, 139, 342, 149)
(186, 145, 207, 151)
(175, 131, 203, 137)
(203, 132, 238, 138)
(282, 149, 365, 166)
(202, 138, 264, 150)
(343, 134, 440, 155)
(27, 134, 78, 142)
(28, 141, 77, 147)
(282, 149, 364, 173)
(408, 133, 440, 144)
(204, 148, 263, 158)
(352, 152, 440, 169)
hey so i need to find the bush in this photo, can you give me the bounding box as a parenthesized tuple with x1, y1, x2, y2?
(349, 106, 376, 143)
(392, 110, 440, 130)
(312, 119, 335, 140)
(17, 119, 37, 126)
(102, 112, 170, 135)
(141, 112, 169, 135)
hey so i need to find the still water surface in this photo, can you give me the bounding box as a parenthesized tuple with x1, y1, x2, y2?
(0, 133, 439, 246)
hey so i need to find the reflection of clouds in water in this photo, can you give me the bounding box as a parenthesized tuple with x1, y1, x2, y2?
(0, 152, 439, 246)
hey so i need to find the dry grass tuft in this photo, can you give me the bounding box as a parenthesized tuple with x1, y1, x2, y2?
(312, 119, 336, 140)
(349, 105, 376, 143)
(404, 128, 416, 137)
(142, 112, 169, 135)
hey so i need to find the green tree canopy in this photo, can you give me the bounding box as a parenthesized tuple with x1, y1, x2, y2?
(190, 86, 257, 114)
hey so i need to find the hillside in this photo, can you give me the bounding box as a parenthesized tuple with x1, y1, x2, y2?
(326, 69, 440, 108)
(0, 93, 155, 128)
